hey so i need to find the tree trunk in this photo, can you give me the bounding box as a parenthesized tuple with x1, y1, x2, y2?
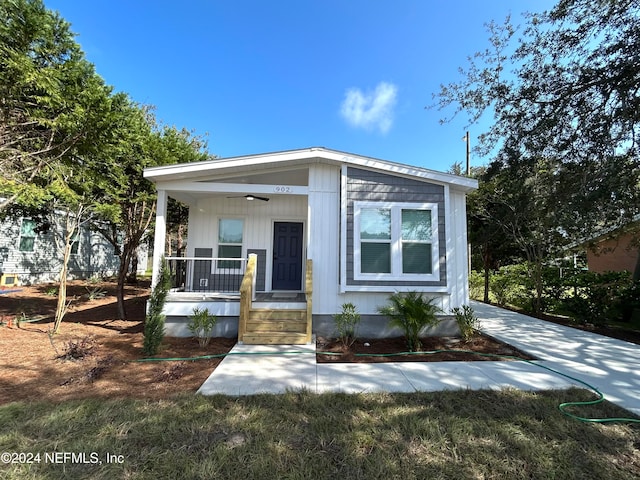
(129, 252, 138, 283)
(116, 247, 131, 320)
(482, 245, 490, 303)
(52, 241, 72, 333)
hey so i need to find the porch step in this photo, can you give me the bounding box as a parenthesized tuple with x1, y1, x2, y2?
(246, 319, 307, 333)
(248, 308, 306, 321)
(241, 332, 309, 345)
(243, 308, 309, 344)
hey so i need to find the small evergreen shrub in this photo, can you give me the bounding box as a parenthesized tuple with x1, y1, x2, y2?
(452, 305, 479, 341)
(85, 286, 106, 300)
(378, 291, 441, 352)
(188, 307, 218, 347)
(333, 302, 361, 348)
(143, 258, 170, 356)
(44, 285, 58, 297)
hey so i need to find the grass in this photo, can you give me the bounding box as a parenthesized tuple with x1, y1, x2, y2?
(1, 389, 639, 479)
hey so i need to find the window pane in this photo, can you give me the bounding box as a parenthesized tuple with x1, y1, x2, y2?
(20, 219, 36, 237)
(70, 234, 79, 255)
(218, 219, 243, 243)
(19, 237, 35, 252)
(218, 245, 242, 269)
(361, 242, 391, 273)
(360, 208, 391, 240)
(401, 210, 431, 241)
(402, 243, 432, 274)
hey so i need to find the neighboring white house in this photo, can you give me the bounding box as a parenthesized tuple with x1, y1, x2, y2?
(143, 147, 478, 343)
(0, 214, 147, 287)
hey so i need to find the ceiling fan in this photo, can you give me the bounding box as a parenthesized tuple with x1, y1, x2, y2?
(226, 194, 270, 202)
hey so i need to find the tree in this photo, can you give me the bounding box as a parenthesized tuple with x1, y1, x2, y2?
(434, 0, 640, 279)
(47, 153, 110, 333)
(0, 0, 113, 211)
(92, 98, 210, 320)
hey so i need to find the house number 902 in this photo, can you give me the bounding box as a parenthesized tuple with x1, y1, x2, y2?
(274, 186, 292, 193)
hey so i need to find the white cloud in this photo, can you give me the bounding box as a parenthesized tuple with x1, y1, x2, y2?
(340, 82, 398, 134)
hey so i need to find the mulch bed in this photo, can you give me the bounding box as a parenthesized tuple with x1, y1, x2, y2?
(316, 334, 536, 363)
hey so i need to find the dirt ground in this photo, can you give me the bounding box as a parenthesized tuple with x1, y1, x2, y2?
(3, 281, 636, 405)
(0, 281, 234, 405)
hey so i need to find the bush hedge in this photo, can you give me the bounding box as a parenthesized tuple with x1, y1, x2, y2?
(471, 263, 638, 325)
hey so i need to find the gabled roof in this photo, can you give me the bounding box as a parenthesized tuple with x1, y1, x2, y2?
(143, 147, 478, 192)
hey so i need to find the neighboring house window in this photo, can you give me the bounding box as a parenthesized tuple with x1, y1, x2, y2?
(217, 218, 244, 269)
(19, 219, 36, 252)
(354, 202, 439, 281)
(70, 232, 80, 255)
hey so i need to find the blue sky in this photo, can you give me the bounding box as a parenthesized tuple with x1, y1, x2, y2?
(47, 0, 556, 172)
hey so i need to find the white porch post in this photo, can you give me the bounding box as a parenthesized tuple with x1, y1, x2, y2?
(151, 189, 168, 288)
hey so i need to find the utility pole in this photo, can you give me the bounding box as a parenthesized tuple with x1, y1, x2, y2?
(463, 131, 470, 176)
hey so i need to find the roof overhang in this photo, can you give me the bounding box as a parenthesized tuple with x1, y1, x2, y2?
(143, 147, 479, 193)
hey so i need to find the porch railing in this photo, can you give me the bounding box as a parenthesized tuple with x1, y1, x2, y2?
(165, 256, 248, 293)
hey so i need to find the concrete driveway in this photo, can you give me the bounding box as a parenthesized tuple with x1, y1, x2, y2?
(198, 301, 640, 416)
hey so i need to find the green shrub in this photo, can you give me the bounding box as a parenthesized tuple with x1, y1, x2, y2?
(378, 291, 441, 352)
(452, 305, 479, 341)
(333, 302, 361, 348)
(44, 285, 58, 297)
(85, 286, 106, 300)
(468, 270, 485, 301)
(143, 258, 170, 356)
(188, 307, 218, 348)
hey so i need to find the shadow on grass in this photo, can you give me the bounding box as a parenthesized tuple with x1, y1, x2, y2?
(0, 389, 638, 480)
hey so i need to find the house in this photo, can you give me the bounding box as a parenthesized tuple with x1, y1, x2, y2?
(143, 147, 478, 344)
(582, 216, 639, 275)
(0, 214, 146, 287)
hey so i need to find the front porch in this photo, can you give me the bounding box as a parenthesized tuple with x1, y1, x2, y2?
(163, 255, 313, 345)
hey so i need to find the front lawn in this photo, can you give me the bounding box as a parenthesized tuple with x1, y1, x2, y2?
(1, 389, 638, 479)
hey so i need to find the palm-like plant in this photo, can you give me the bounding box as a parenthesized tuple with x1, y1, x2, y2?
(378, 291, 441, 352)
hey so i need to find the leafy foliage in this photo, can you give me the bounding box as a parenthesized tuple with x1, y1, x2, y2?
(435, 0, 640, 286)
(333, 303, 361, 348)
(187, 307, 218, 348)
(143, 258, 170, 356)
(0, 0, 114, 210)
(477, 264, 638, 325)
(452, 305, 479, 341)
(378, 292, 441, 352)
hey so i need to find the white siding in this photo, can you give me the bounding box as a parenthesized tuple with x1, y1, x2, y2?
(187, 194, 307, 291)
(446, 189, 470, 310)
(308, 164, 341, 312)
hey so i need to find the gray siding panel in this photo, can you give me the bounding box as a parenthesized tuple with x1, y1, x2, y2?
(346, 167, 447, 287)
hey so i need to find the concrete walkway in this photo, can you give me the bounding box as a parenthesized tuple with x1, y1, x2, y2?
(197, 301, 640, 415)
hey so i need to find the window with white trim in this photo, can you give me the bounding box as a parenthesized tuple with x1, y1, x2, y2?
(19, 219, 36, 252)
(217, 218, 244, 269)
(354, 202, 439, 281)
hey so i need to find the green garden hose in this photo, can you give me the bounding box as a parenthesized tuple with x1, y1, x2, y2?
(135, 349, 640, 424)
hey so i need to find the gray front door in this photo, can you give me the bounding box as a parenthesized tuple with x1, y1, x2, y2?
(272, 222, 303, 290)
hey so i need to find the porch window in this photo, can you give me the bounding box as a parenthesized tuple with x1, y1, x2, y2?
(217, 218, 243, 269)
(354, 202, 439, 281)
(19, 218, 36, 252)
